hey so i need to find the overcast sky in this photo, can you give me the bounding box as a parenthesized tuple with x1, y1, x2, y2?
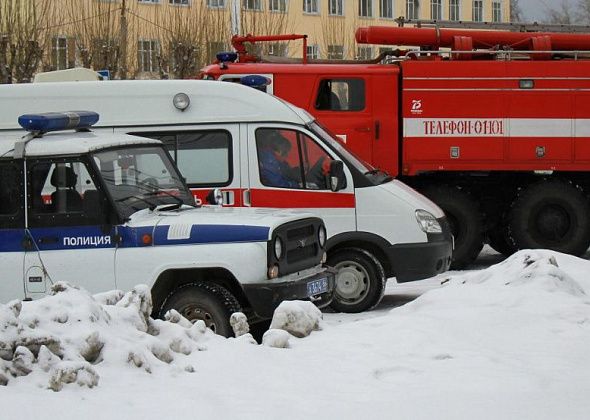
(519, 0, 576, 22)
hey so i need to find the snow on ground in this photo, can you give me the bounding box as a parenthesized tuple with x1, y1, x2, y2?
(1, 249, 590, 420)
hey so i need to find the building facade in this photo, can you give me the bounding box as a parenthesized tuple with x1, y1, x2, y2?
(1, 0, 510, 81)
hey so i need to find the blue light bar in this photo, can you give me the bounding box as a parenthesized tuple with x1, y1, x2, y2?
(240, 75, 271, 88)
(18, 111, 99, 133)
(216, 52, 238, 63)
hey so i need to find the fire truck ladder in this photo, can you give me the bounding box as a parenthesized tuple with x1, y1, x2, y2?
(394, 17, 590, 33)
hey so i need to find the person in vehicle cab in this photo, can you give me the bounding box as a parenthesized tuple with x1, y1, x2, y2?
(256, 129, 301, 188)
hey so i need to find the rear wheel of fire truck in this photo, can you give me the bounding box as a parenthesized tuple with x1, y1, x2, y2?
(160, 282, 241, 337)
(507, 180, 590, 255)
(422, 185, 484, 269)
(327, 248, 386, 313)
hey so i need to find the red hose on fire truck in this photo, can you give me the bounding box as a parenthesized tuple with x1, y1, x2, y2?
(201, 20, 590, 268)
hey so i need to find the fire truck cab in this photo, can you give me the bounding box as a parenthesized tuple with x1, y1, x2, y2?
(0, 80, 452, 313)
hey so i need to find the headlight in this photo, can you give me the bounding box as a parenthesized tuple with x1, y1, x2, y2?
(274, 237, 283, 259)
(318, 225, 327, 248)
(415, 209, 442, 234)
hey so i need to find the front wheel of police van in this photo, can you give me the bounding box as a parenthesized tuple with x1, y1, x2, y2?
(160, 282, 242, 337)
(327, 248, 386, 313)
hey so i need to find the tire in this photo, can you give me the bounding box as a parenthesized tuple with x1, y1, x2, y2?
(159, 282, 241, 337)
(422, 185, 484, 269)
(327, 248, 386, 313)
(486, 224, 516, 257)
(507, 180, 590, 256)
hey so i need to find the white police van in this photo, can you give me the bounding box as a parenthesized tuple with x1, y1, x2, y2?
(0, 79, 452, 313)
(0, 111, 334, 336)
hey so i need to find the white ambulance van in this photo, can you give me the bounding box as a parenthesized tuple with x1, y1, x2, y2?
(0, 80, 453, 313)
(0, 111, 334, 336)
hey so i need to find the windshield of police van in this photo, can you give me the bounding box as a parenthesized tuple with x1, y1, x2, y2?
(309, 121, 392, 184)
(92, 146, 194, 219)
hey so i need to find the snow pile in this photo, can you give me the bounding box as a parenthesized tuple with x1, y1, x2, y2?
(268, 300, 323, 338)
(445, 250, 586, 296)
(0, 282, 218, 391)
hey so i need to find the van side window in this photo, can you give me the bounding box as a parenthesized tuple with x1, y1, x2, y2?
(256, 128, 333, 190)
(0, 161, 23, 229)
(27, 160, 108, 228)
(315, 79, 366, 111)
(131, 131, 232, 187)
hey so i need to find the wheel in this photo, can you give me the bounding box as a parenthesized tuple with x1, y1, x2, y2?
(159, 282, 241, 337)
(486, 224, 516, 256)
(327, 248, 386, 313)
(507, 180, 590, 255)
(422, 185, 484, 269)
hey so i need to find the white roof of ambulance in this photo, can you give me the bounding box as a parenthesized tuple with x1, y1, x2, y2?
(0, 80, 312, 131)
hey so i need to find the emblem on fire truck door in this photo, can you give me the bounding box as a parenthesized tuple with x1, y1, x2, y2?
(411, 99, 423, 115)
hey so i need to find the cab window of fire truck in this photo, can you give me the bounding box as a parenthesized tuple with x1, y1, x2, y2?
(130, 130, 232, 187)
(256, 128, 333, 190)
(315, 79, 366, 111)
(27, 160, 108, 228)
(0, 161, 24, 229)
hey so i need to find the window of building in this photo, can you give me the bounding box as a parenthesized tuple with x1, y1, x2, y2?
(243, 0, 262, 9)
(315, 78, 365, 111)
(268, 42, 288, 56)
(492, 0, 502, 22)
(139, 0, 160, 3)
(431, 0, 442, 19)
(357, 46, 373, 60)
(0, 161, 23, 229)
(329, 0, 343, 15)
(169, 0, 189, 5)
(327, 45, 344, 59)
(51, 36, 69, 70)
(207, 0, 225, 7)
(269, 0, 287, 11)
(472, 0, 483, 21)
(359, 0, 373, 17)
(133, 131, 232, 187)
(303, 0, 319, 13)
(449, 0, 460, 21)
(380, 0, 393, 18)
(406, 0, 419, 19)
(256, 128, 334, 190)
(307, 44, 320, 59)
(138, 39, 159, 72)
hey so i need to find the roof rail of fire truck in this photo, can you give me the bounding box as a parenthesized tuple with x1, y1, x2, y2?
(404, 49, 590, 61)
(394, 16, 590, 33)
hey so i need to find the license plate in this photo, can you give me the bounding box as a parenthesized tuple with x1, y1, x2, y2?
(307, 277, 329, 296)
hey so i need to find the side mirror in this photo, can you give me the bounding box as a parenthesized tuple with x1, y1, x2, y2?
(329, 160, 345, 192)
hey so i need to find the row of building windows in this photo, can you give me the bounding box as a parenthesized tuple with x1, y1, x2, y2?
(131, 0, 503, 22)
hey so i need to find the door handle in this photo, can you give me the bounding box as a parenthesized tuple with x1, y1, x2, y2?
(375, 121, 380, 140)
(243, 189, 251, 207)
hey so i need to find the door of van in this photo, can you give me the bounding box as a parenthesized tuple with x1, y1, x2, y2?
(125, 125, 242, 206)
(245, 123, 357, 237)
(0, 160, 26, 302)
(24, 158, 116, 298)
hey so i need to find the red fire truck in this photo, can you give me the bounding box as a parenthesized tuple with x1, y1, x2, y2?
(201, 21, 590, 267)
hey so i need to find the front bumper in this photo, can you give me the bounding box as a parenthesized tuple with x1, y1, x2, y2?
(386, 217, 453, 282)
(242, 267, 336, 319)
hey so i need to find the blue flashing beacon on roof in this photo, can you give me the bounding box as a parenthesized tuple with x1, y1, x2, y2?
(240, 75, 271, 89)
(216, 52, 238, 63)
(18, 111, 100, 133)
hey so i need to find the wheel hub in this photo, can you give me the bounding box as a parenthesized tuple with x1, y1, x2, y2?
(181, 306, 217, 333)
(534, 204, 570, 242)
(334, 262, 369, 303)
